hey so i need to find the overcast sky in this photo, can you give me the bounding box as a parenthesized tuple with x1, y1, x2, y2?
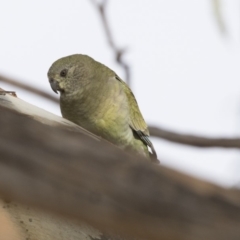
(1, 0, 240, 187)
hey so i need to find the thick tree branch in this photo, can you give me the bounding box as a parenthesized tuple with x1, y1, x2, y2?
(1, 98, 240, 240)
(90, 0, 130, 85)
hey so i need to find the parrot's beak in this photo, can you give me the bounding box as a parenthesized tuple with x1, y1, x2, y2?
(49, 78, 60, 94)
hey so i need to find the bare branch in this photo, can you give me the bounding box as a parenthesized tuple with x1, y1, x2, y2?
(3, 76, 240, 149)
(211, 0, 227, 34)
(0, 73, 58, 103)
(149, 126, 240, 148)
(90, 0, 130, 85)
(0, 90, 17, 97)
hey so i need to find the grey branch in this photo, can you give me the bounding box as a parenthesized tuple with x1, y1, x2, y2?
(149, 126, 240, 148)
(90, 0, 130, 85)
(0, 73, 58, 103)
(211, 0, 227, 34)
(1, 98, 240, 240)
(2, 77, 240, 149)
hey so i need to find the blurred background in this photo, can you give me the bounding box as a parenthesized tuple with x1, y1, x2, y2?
(1, 0, 240, 187)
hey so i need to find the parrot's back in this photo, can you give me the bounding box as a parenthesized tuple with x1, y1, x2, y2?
(48, 54, 158, 162)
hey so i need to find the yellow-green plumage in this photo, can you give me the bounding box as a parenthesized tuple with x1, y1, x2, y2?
(48, 54, 157, 161)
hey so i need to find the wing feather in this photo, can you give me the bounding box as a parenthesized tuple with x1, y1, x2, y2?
(115, 75, 157, 159)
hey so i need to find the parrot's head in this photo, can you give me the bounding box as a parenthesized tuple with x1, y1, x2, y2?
(47, 54, 100, 96)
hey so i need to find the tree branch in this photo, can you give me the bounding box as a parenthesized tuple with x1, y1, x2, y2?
(2, 78, 240, 149)
(149, 126, 240, 148)
(1, 99, 240, 240)
(211, 0, 227, 34)
(90, 0, 130, 85)
(0, 73, 58, 103)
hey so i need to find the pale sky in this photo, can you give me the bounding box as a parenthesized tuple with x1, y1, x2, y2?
(1, 0, 240, 186)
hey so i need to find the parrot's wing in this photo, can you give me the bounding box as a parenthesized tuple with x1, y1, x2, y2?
(115, 75, 157, 159)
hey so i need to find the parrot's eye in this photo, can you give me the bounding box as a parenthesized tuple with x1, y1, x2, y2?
(60, 69, 67, 77)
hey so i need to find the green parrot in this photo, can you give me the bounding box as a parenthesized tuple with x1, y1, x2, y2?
(48, 54, 157, 162)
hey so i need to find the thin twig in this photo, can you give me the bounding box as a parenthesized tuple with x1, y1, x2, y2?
(90, 0, 130, 85)
(212, 0, 227, 34)
(0, 74, 58, 103)
(0, 90, 17, 97)
(149, 126, 240, 148)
